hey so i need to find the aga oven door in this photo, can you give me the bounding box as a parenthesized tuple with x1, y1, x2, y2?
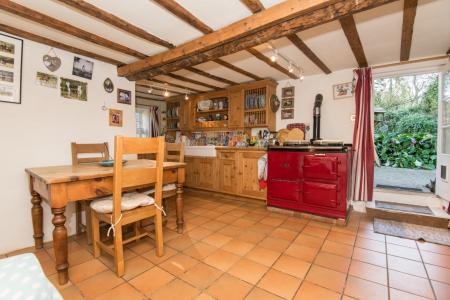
(303, 181, 338, 208)
(303, 154, 339, 181)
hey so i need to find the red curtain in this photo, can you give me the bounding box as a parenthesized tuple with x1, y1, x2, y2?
(352, 67, 375, 201)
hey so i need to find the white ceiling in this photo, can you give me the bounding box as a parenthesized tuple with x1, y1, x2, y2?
(0, 0, 448, 92)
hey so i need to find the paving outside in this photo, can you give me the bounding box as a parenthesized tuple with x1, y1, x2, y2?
(375, 166, 436, 193)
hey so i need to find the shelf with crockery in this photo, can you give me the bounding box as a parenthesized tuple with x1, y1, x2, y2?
(166, 101, 180, 131)
(244, 86, 268, 127)
(194, 95, 229, 129)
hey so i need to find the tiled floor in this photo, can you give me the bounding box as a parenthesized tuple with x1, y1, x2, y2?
(4, 189, 450, 299)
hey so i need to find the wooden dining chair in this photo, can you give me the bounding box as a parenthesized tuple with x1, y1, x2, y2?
(71, 142, 109, 242)
(90, 136, 165, 277)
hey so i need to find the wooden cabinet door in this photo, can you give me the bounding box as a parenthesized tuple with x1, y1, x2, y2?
(197, 158, 217, 190)
(238, 152, 266, 200)
(179, 100, 192, 131)
(228, 90, 243, 128)
(184, 157, 198, 187)
(219, 159, 236, 193)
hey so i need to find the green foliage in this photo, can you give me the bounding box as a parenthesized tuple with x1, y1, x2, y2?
(375, 132, 436, 170)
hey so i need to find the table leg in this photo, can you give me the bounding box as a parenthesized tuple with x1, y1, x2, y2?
(31, 191, 44, 249)
(52, 207, 69, 285)
(176, 183, 184, 234)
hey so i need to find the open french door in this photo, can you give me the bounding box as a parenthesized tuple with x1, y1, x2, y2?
(436, 63, 450, 202)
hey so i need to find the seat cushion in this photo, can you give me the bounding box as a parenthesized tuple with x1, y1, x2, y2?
(90, 192, 155, 214)
(0, 253, 62, 300)
(145, 183, 177, 194)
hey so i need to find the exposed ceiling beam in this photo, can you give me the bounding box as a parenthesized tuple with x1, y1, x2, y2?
(286, 34, 331, 74)
(119, 0, 395, 80)
(0, 0, 146, 59)
(400, 0, 418, 61)
(246, 48, 298, 79)
(213, 59, 262, 81)
(150, 78, 204, 93)
(166, 73, 221, 90)
(0, 23, 122, 65)
(136, 83, 182, 94)
(135, 93, 165, 102)
(241, 0, 331, 75)
(339, 15, 368, 68)
(185, 67, 238, 85)
(54, 0, 174, 49)
(153, 0, 213, 34)
(240, 0, 264, 13)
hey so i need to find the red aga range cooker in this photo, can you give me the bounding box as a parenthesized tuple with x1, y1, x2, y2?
(267, 141, 352, 219)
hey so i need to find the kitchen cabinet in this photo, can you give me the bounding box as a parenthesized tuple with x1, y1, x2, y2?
(179, 99, 193, 131)
(237, 151, 266, 199)
(197, 157, 217, 190)
(228, 89, 244, 128)
(218, 151, 237, 194)
(184, 156, 198, 187)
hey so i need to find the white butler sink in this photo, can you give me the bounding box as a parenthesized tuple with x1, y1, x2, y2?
(185, 145, 217, 157)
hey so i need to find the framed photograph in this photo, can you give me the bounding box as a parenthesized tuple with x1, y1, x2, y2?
(281, 109, 294, 119)
(282, 86, 295, 98)
(60, 77, 87, 101)
(109, 109, 123, 127)
(0, 33, 23, 104)
(36, 72, 58, 88)
(281, 97, 294, 109)
(117, 88, 132, 105)
(103, 78, 114, 93)
(72, 56, 94, 80)
(333, 82, 354, 99)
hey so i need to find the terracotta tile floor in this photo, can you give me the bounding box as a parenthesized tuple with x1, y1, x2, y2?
(4, 189, 450, 299)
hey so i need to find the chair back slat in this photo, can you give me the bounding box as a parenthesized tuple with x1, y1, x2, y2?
(71, 142, 109, 165)
(165, 143, 185, 163)
(112, 136, 165, 221)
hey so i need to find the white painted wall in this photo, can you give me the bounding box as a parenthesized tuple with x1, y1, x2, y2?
(0, 34, 136, 254)
(276, 68, 356, 143)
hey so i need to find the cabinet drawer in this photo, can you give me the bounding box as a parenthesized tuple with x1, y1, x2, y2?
(303, 154, 338, 181)
(303, 181, 338, 208)
(218, 151, 236, 160)
(268, 151, 300, 179)
(268, 179, 300, 202)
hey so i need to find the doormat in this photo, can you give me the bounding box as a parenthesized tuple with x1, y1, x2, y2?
(374, 218, 450, 246)
(376, 184, 423, 192)
(375, 200, 433, 215)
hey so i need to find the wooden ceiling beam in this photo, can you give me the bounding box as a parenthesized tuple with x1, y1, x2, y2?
(400, 0, 418, 61)
(54, 0, 174, 49)
(153, 0, 213, 34)
(0, 23, 122, 65)
(246, 48, 298, 79)
(213, 59, 262, 81)
(339, 15, 368, 68)
(119, 0, 395, 80)
(0, 0, 146, 59)
(241, 0, 331, 75)
(240, 0, 264, 13)
(149, 78, 203, 93)
(185, 67, 238, 85)
(166, 73, 221, 90)
(286, 34, 331, 74)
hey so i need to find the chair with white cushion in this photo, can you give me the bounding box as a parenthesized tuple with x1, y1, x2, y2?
(90, 136, 165, 277)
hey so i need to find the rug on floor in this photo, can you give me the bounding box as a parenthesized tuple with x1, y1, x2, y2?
(374, 218, 450, 246)
(375, 200, 434, 215)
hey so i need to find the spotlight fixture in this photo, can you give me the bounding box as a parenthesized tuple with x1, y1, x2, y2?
(164, 89, 169, 97)
(147, 87, 153, 93)
(184, 93, 189, 100)
(288, 62, 294, 73)
(270, 50, 278, 62)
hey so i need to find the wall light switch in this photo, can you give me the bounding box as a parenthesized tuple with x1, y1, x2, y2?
(350, 114, 356, 121)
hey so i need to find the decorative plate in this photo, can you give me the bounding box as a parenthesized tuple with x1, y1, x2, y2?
(103, 78, 114, 93)
(270, 94, 280, 112)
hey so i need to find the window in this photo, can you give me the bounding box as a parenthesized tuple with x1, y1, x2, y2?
(443, 71, 450, 154)
(135, 106, 150, 137)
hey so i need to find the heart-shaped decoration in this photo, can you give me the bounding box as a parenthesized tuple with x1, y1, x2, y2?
(43, 54, 61, 72)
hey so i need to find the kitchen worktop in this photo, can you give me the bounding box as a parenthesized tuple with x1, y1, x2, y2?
(185, 145, 267, 157)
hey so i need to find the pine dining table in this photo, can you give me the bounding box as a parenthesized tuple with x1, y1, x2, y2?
(25, 159, 185, 285)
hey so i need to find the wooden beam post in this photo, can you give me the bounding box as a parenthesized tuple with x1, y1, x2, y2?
(166, 73, 221, 90)
(339, 15, 368, 68)
(213, 59, 262, 81)
(400, 0, 418, 61)
(150, 78, 204, 94)
(185, 67, 238, 85)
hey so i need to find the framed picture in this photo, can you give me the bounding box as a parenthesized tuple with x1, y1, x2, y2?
(0, 33, 23, 104)
(281, 97, 294, 109)
(60, 77, 87, 101)
(103, 78, 114, 93)
(117, 88, 132, 105)
(72, 56, 94, 80)
(281, 109, 294, 119)
(333, 82, 354, 99)
(36, 72, 58, 88)
(282, 86, 295, 98)
(109, 109, 123, 127)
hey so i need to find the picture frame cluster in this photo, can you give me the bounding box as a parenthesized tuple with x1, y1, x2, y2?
(281, 86, 294, 120)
